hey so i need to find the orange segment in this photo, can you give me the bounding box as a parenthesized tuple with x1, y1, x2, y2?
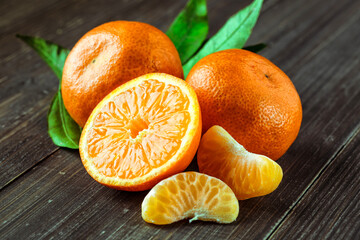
(141, 172, 239, 225)
(197, 126, 283, 200)
(79, 73, 201, 191)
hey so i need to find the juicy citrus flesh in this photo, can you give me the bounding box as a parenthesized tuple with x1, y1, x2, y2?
(198, 126, 283, 200)
(186, 49, 302, 160)
(62, 21, 183, 127)
(79, 73, 201, 191)
(142, 172, 239, 225)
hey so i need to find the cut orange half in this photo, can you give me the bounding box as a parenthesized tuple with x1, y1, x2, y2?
(198, 126, 283, 200)
(79, 73, 201, 191)
(142, 172, 239, 225)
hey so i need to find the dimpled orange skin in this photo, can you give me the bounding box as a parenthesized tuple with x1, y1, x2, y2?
(186, 49, 302, 160)
(62, 21, 184, 127)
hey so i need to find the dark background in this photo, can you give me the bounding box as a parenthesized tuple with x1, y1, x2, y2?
(0, 0, 359, 239)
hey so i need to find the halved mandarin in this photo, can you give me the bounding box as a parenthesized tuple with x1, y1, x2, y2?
(79, 73, 201, 191)
(142, 172, 239, 225)
(198, 126, 283, 200)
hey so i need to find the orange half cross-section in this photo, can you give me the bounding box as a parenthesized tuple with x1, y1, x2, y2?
(79, 73, 201, 191)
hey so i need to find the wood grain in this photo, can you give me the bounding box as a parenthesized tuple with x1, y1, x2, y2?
(270, 129, 360, 240)
(0, 0, 281, 189)
(0, 0, 189, 189)
(0, 0, 360, 239)
(0, 0, 269, 189)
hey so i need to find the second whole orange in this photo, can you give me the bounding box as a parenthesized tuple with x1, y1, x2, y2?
(186, 49, 302, 160)
(62, 21, 184, 127)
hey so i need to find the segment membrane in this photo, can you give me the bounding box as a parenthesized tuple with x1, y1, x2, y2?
(142, 172, 238, 224)
(86, 79, 191, 178)
(150, 111, 190, 138)
(147, 84, 190, 122)
(141, 134, 181, 168)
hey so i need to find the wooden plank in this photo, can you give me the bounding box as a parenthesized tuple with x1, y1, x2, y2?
(182, 0, 360, 237)
(0, 0, 61, 37)
(0, 0, 275, 189)
(1, 0, 360, 239)
(0, 0, 191, 189)
(270, 129, 360, 239)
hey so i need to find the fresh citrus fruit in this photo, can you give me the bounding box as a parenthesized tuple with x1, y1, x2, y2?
(142, 172, 239, 225)
(79, 73, 201, 191)
(186, 49, 302, 160)
(197, 125, 283, 200)
(62, 21, 183, 127)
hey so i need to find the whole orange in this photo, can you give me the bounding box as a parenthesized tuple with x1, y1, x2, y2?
(62, 21, 183, 127)
(186, 49, 302, 160)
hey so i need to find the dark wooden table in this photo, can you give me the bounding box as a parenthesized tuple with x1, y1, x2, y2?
(1, 0, 359, 239)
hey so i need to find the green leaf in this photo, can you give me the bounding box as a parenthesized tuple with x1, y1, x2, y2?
(183, 0, 263, 77)
(47, 90, 81, 149)
(166, 0, 208, 64)
(16, 35, 69, 80)
(17, 35, 81, 149)
(243, 43, 267, 53)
